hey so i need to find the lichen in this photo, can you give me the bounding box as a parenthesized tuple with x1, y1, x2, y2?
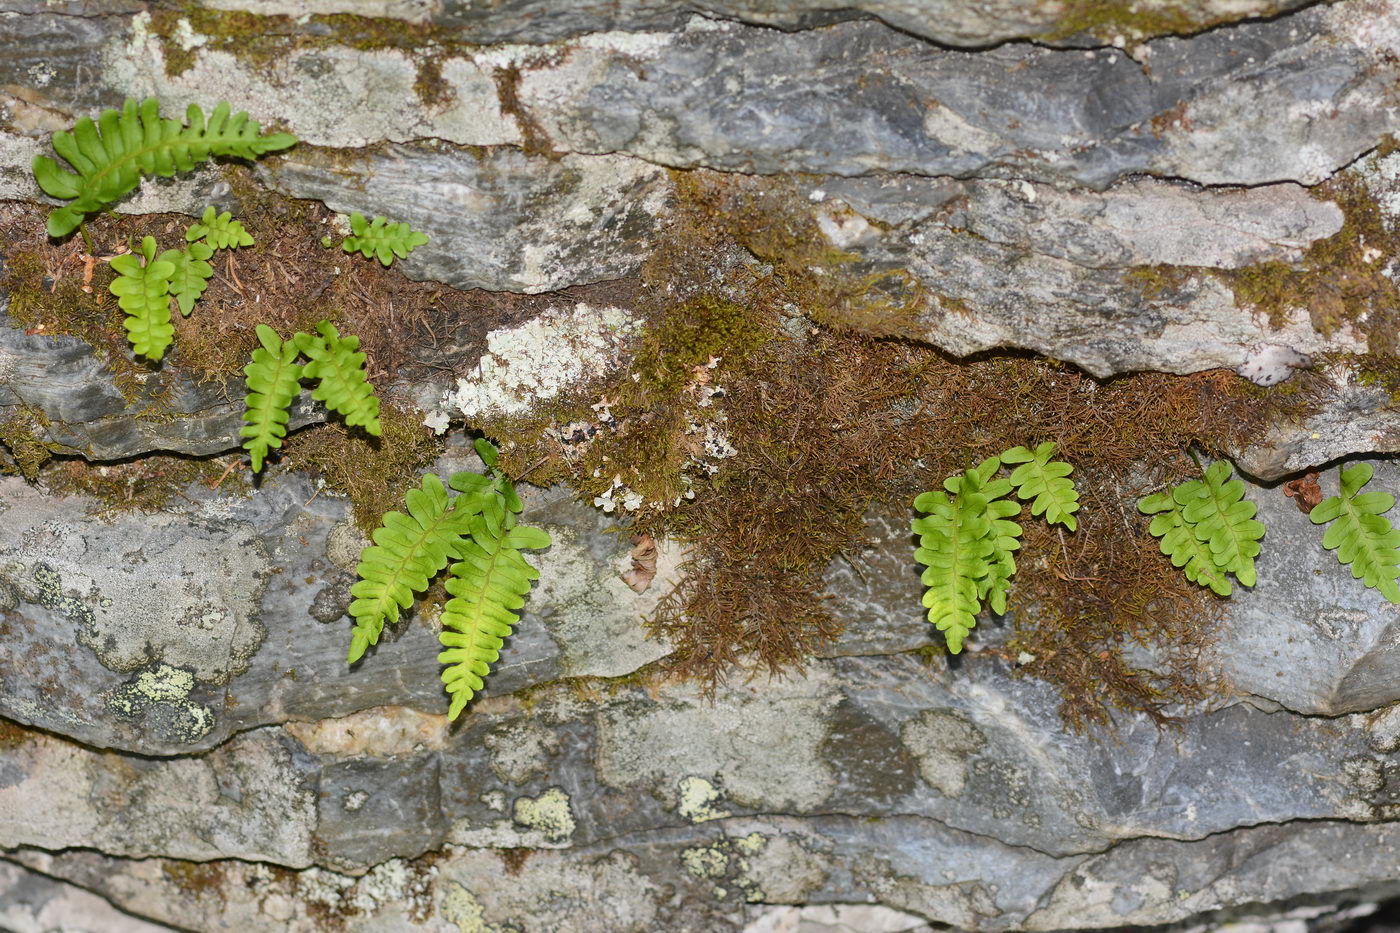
(510, 786, 577, 843)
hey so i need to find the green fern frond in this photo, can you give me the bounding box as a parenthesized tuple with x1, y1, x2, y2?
(339, 211, 429, 266)
(913, 480, 994, 655)
(32, 97, 296, 238)
(1310, 463, 1400, 604)
(438, 517, 550, 720)
(238, 324, 303, 473)
(186, 206, 253, 249)
(110, 236, 175, 361)
(160, 241, 214, 317)
(296, 321, 381, 436)
(1002, 441, 1080, 531)
(948, 457, 1023, 616)
(1177, 460, 1265, 587)
(1138, 488, 1233, 596)
(347, 473, 474, 662)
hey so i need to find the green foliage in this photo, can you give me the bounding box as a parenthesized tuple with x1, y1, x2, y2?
(109, 236, 175, 361)
(32, 97, 296, 238)
(161, 241, 215, 317)
(328, 211, 429, 266)
(239, 324, 303, 473)
(1139, 459, 1263, 596)
(186, 206, 253, 250)
(1310, 463, 1400, 604)
(1003, 441, 1080, 531)
(349, 439, 550, 720)
(348, 472, 474, 662)
(296, 321, 382, 437)
(238, 319, 380, 472)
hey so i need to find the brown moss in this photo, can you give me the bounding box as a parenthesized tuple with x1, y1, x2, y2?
(476, 170, 1321, 726)
(279, 401, 442, 534)
(160, 860, 228, 905)
(39, 453, 246, 515)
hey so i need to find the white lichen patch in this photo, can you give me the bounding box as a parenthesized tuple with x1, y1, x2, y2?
(203, 0, 437, 22)
(678, 775, 732, 823)
(900, 709, 988, 798)
(1367, 701, 1400, 754)
(593, 664, 841, 811)
(511, 786, 577, 843)
(441, 303, 638, 420)
(525, 524, 675, 678)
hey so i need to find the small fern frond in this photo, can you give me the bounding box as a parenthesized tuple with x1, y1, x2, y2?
(348, 474, 474, 662)
(160, 241, 214, 317)
(1177, 460, 1265, 587)
(913, 482, 994, 654)
(438, 515, 550, 720)
(238, 324, 303, 473)
(1310, 463, 1400, 604)
(296, 321, 381, 436)
(951, 457, 1022, 616)
(32, 98, 296, 238)
(339, 211, 429, 266)
(187, 206, 253, 249)
(110, 236, 175, 361)
(1002, 441, 1080, 531)
(1139, 489, 1232, 596)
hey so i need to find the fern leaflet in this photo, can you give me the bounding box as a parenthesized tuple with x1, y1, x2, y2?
(1002, 441, 1079, 531)
(347, 473, 474, 662)
(110, 236, 175, 361)
(161, 241, 214, 317)
(32, 98, 296, 238)
(335, 211, 429, 266)
(1310, 463, 1400, 604)
(187, 206, 253, 250)
(239, 324, 303, 473)
(296, 321, 381, 436)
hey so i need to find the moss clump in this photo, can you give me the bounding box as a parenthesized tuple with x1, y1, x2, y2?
(280, 401, 443, 534)
(40, 454, 245, 515)
(1042, 1, 1264, 42)
(0, 406, 64, 480)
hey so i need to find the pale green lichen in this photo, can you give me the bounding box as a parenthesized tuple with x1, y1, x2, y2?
(511, 786, 576, 843)
(104, 663, 214, 743)
(677, 775, 731, 823)
(680, 844, 729, 880)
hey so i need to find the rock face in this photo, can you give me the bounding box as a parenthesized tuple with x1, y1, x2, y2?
(4, 0, 1400, 930)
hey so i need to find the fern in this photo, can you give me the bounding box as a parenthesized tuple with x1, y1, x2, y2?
(948, 457, 1023, 616)
(1310, 463, 1400, 604)
(110, 236, 176, 361)
(331, 211, 429, 266)
(437, 439, 548, 718)
(347, 473, 475, 662)
(1138, 459, 1262, 596)
(1177, 460, 1265, 587)
(296, 321, 382, 436)
(32, 97, 296, 238)
(161, 241, 214, 317)
(1138, 489, 1233, 596)
(186, 206, 253, 250)
(1003, 441, 1080, 531)
(239, 324, 303, 473)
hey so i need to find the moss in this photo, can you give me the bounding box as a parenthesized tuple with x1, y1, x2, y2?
(147, 5, 466, 111)
(40, 453, 246, 515)
(0, 406, 62, 480)
(280, 400, 443, 534)
(492, 64, 561, 159)
(1040, 0, 1263, 41)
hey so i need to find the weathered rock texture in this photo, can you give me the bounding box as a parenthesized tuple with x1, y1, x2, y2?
(4, 0, 1400, 930)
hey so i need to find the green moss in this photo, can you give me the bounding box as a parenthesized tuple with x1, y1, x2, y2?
(1041, 1, 1259, 41)
(41, 453, 246, 515)
(0, 406, 62, 480)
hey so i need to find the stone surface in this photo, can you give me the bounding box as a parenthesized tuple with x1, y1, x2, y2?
(0, 860, 182, 933)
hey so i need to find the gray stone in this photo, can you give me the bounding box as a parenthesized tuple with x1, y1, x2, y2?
(0, 859, 183, 933)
